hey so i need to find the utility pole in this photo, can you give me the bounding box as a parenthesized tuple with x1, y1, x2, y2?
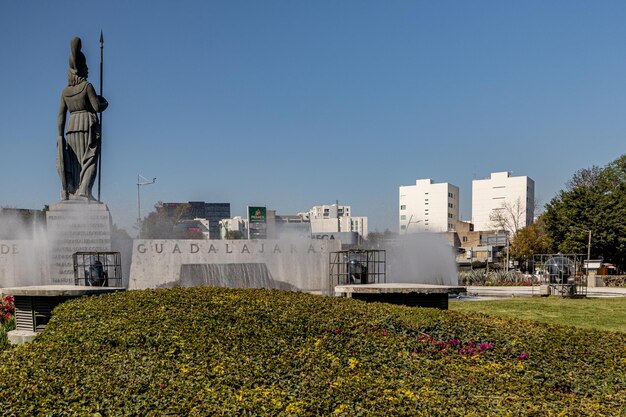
(587, 229, 592, 267)
(137, 175, 156, 225)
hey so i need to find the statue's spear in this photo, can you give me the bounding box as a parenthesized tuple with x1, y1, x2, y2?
(97, 30, 104, 202)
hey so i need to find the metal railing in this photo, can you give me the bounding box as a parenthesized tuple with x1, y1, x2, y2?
(329, 249, 386, 295)
(73, 252, 122, 287)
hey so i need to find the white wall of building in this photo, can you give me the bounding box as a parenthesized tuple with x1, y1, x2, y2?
(471, 172, 535, 233)
(304, 204, 367, 239)
(399, 179, 460, 233)
(304, 204, 351, 220)
(219, 216, 248, 239)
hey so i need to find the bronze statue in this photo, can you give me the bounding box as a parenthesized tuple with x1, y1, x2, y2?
(57, 37, 108, 200)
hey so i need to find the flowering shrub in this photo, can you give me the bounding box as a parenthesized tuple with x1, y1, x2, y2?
(1, 295, 15, 323)
(410, 335, 497, 357)
(0, 287, 623, 415)
(0, 295, 15, 350)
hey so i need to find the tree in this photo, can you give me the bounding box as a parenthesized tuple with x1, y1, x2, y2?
(543, 155, 626, 271)
(509, 214, 552, 262)
(140, 203, 203, 239)
(224, 230, 244, 240)
(489, 196, 532, 238)
(365, 229, 397, 247)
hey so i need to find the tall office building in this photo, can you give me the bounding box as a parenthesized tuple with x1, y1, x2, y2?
(471, 172, 535, 233)
(399, 179, 460, 233)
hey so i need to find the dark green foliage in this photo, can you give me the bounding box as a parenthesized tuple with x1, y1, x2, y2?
(544, 154, 626, 271)
(0, 316, 15, 351)
(0, 287, 625, 415)
(140, 203, 203, 239)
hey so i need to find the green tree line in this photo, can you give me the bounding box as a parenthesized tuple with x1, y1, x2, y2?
(511, 155, 626, 271)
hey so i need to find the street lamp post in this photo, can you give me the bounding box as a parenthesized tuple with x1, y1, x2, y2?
(137, 174, 156, 224)
(404, 215, 422, 234)
(570, 225, 592, 274)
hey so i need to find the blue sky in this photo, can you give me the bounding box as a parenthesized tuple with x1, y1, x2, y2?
(1, 1, 625, 234)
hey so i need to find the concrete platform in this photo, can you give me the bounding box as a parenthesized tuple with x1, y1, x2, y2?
(2, 285, 126, 297)
(334, 283, 466, 309)
(465, 285, 626, 298)
(2, 285, 126, 343)
(7, 330, 38, 345)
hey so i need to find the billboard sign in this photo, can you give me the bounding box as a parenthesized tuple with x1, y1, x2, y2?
(247, 206, 267, 239)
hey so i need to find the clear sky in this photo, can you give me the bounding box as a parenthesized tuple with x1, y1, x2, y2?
(1, 1, 625, 234)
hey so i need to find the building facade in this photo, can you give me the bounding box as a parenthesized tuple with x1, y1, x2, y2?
(399, 179, 460, 233)
(219, 216, 248, 239)
(471, 172, 535, 233)
(161, 202, 231, 239)
(300, 204, 368, 239)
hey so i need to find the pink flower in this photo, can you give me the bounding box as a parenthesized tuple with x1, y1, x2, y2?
(517, 352, 529, 360)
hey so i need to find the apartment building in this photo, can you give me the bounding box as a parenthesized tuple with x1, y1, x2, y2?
(399, 179, 460, 233)
(300, 204, 368, 239)
(471, 172, 535, 233)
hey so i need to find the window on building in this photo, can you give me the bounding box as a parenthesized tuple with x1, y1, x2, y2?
(462, 236, 468, 243)
(400, 205, 406, 210)
(400, 215, 406, 220)
(400, 225, 406, 230)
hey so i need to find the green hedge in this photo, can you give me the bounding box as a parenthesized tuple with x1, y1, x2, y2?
(0, 287, 624, 415)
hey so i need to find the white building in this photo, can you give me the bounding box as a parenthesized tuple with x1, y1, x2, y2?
(302, 204, 351, 220)
(399, 179, 460, 233)
(471, 171, 535, 233)
(300, 204, 368, 239)
(218, 216, 248, 239)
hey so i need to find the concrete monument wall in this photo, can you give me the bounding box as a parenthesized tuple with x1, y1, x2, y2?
(0, 240, 49, 288)
(129, 239, 341, 293)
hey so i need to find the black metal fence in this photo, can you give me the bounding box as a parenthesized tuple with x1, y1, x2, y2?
(329, 249, 386, 294)
(532, 254, 587, 297)
(73, 252, 122, 287)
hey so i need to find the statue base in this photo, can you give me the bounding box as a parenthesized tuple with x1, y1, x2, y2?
(46, 200, 112, 284)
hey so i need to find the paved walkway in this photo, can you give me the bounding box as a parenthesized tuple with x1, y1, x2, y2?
(464, 285, 626, 298)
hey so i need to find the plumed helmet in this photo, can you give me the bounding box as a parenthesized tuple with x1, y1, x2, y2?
(69, 37, 87, 77)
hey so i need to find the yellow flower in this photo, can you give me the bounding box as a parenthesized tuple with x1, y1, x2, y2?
(348, 358, 359, 370)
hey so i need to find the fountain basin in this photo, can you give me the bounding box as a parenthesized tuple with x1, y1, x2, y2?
(334, 283, 466, 310)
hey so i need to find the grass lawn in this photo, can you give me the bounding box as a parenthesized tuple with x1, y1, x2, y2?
(450, 296, 626, 333)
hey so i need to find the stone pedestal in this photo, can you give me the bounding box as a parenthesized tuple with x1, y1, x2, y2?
(46, 201, 112, 284)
